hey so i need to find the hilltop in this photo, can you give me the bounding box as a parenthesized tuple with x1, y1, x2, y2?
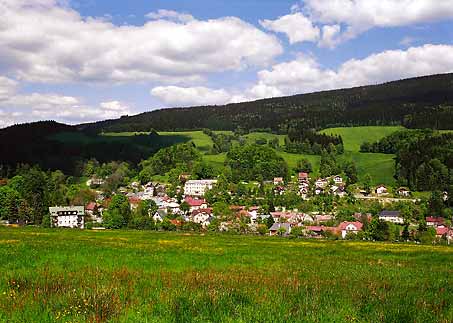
(80, 73, 453, 133)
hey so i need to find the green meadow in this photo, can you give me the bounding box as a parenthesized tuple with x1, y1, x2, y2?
(155, 127, 401, 184)
(0, 227, 452, 322)
(96, 127, 401, 184)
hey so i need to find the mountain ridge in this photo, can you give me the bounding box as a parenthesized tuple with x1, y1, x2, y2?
(78, 72, 453, 133)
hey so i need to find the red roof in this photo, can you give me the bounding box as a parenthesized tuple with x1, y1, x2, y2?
(184, 196, 206, 207)
(426, 217, 444, 224)
(192, 208, 212, 216)
(298, 172, 309, 179)
(338, 222, 363, 231)
(128, 197, 141, 204)
(86, 202, 97, 211)
(436, 226, 449, 236)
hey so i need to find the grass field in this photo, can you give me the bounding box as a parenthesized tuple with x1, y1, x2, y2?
(0, 227, 452, 322)
(320, 126, 402, 185)
(102, 127, 401, 185)
(320, 126, 404, 152)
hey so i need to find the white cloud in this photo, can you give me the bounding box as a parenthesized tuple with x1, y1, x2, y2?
(399, 36, 418, 47)
(0, 76, 18, 100)
(0, 0, 282, 84)
(0, 75, 132, 127)
(318, 25, 342, 49)
(151, 86, 235, 106)
(302, 0, 453, 45)
(145, 9, 194, 23)
(250, 44, 453, 96)
(260, 12, 320, 44)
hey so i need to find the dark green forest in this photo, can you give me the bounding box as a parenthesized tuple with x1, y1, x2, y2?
(81, 73, 453, 133)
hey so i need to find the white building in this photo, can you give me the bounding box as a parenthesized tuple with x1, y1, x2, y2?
(379, 211, 404, 224)
(184, 179, 217, 196)
(49, 206, 84, 229)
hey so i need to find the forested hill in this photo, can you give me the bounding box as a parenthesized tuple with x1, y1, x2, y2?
(81, 73, 453, 133)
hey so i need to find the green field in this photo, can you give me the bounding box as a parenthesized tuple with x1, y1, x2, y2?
(0, 227, 452, 322)
(102, 127, 401, 185)
(320, 126, 404, 152)
(320, 126, 402, 185)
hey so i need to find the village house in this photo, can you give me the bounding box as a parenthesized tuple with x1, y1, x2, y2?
(314, 214, 334, 224)
(86, 177, 104, 188)
(426, 217, 445, 227)
(128, 196, 141, 210)
(315, 178, 328, 188)
(85, 202, 102, 223)
(330, 185, 346, 197)
(49, 206, 85, 229)
(273, 177, 284, 185)
(379, 210, 404, 224)
(306, 225, 337, 237)
(184, 179, 217, 196)
(153, 209, 167, 222)
(397, 187, 411, 197)
(338, 221, 363, 238)
(191, 208, 213, 226)
(436, 226, 453, 243)
(269, 223, 291, 236)
(184, 196, 208, 212)
(375, 185, 388, 195)
(298, 172, 309, 183)
(333, 175, 343, 184)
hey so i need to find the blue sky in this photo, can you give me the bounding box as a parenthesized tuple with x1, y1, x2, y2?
(1, 0, 453, 127)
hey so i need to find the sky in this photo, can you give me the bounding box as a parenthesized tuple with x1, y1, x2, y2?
(1, 0, 453, 128)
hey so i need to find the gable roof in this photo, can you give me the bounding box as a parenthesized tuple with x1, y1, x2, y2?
(380, 210, 401, 217)
(426, 217, 444, 223)
(86, 202, 97, 211)
(269, 223, 291, 231)
(338, 221, 363, 231)
(184, 196, 206, 207)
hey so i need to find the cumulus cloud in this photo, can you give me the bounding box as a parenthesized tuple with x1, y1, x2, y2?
(251, 44, 453, 96)
(260, 12, 320, 44)
(303, 0, 453, 45)
(0, 0, 282, 84)
(145, 9, 194, 23)
(151, 44, 453, 106)
(151, 86, 235, 106)
(0, 76, 18, 101)
(0, 74, 132, 127)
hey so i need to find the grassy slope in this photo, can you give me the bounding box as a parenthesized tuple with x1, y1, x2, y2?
(320, 126, 403, 185)
(320, 126, 404, 152)
(0, 227, 452, 322)
(107, 127, 401, 184)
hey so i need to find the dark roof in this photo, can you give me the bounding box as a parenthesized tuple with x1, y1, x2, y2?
(380, 210, 401, 217)
(269, 223, 291, 231)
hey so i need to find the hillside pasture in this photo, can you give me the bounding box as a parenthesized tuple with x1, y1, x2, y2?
(0, 227, 452, 322)
(320, 126, 404, 152)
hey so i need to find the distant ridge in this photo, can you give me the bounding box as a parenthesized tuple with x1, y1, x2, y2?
(80, 73, 453, 133)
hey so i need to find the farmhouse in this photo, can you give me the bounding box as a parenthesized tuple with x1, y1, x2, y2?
(375, 185, 388, 195)
(269, 223, 291, 236)
(298, 172, 309, 183)
(397, 187, 410, 197)
(273, 177, 284, 185)
(333, 175, 343, 184)
(184, 179, 217, 196)
(379, 210, 404, 224)
(338, 221, 363, 238)
(49, 206, 85, 229)
(184, 196, 208, 211)
(426, 217, 445, 227)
